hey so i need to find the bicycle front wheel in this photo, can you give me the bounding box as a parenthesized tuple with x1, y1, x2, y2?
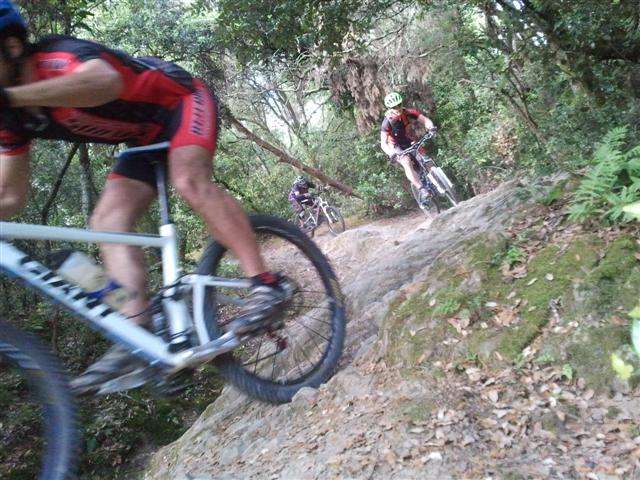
(325, 207, 345, 235)
(0, 320, 79, 480)
(432, 168, 459, 206)
(411, 184, 441, 218)
(197, 215, 346, 404)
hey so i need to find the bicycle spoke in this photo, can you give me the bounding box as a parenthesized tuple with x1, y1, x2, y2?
(288, 335, 308, 379)
(294, 304, 334, 311)
(300, 314, 333, 326)
(292, 318, 330, 342)
(270, 350, 278, 382)
(301, 322, 325, 357)
(252, 336, 264, 374)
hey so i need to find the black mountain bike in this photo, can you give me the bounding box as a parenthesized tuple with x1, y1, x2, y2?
(397, 131, 459, 216)
(0, 142, 346, 479)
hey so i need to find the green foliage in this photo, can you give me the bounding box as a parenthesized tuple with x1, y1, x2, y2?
(569, 127, 640, 223)
(504, 245, 526, 267)
(561, 363, 574, 381)
(216, 0, 408, 65)
(433, 298, 462, 317)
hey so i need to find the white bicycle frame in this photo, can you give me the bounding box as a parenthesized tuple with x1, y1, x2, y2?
(0, 143, 250, 374)
(301, 194, 334, 229)
(402, 132, 458, 206)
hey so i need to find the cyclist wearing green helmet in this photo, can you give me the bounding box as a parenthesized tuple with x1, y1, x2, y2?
(380, 91, 436, 202)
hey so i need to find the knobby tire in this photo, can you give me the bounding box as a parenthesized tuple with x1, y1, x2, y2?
(196, 215, 346, 404)
(0, 319, 79, 480)
(325, 207, 345, 235)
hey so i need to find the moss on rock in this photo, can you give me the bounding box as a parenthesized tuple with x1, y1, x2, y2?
(496, 238, 601, 359)
(382, 229, 639, 392)
(567, 326, 630, 391)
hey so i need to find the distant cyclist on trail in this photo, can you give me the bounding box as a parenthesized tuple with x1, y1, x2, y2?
(289, 175, 316, 220)
(380, 91, 437, 203)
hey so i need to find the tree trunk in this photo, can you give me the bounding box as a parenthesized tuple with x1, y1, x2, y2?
(227, 112, 362, 199)
(78, 144, 97, 224)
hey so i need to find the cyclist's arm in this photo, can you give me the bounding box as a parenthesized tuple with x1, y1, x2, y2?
(380, 130, 397, 156)
(418, 114, 435, 131)
(406, 108, 435, 131)
(6, 59, 123, 108)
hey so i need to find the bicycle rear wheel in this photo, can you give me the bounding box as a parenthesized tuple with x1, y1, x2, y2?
(325, 207, 345, 235)
(197, 215, 346, 404)
(292, 213, 317, 238)
(0, 319, 79, 480)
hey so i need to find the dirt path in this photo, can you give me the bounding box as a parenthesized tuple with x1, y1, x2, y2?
(146, 179, 640, 480)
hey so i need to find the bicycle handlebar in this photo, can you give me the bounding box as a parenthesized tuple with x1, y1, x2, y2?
(396, 130, 436, 158)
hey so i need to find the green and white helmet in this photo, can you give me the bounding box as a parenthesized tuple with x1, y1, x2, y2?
(384, 91, 403, 108)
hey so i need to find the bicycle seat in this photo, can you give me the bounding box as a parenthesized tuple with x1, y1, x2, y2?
(117, 142, 170, 162)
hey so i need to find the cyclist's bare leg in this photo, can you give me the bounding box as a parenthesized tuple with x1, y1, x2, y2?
(0, 153, 30, 219)
(90, 178, 155, 323)
(397, 154, 422, 190)
(168, 145, 267, 276)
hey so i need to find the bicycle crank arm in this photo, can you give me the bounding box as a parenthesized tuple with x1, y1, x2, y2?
(92, 331, 241, 392)
(92, 366, 157, 396)
(173, 330, 242, 370)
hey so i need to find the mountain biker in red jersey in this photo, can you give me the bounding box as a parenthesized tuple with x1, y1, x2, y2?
(0, 1, 292, 394)
(380, 91, 436, 203)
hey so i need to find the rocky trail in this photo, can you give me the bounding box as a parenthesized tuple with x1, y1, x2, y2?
(146, 176, 640, 480)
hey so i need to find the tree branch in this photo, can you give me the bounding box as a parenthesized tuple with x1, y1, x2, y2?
(226, 110, 362, 199)
(41, 143, 80, 225)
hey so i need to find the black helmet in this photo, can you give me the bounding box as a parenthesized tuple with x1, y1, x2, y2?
(0, 1, 27, 41)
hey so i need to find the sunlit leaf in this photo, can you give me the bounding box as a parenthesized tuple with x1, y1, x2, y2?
(622, 202, 640, 221)
(632, 320, 640, 359)
(611, 352, 634, 380)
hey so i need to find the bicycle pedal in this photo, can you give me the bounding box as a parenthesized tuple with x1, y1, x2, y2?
(149, 371, 191, 398)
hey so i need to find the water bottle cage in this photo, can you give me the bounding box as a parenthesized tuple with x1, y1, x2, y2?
(86, 279, 121, 300)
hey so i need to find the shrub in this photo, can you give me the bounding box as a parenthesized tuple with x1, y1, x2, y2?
(569, 127, 640, 224)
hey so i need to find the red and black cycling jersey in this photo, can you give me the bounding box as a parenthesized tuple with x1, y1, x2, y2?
(0, 35, 216, 157)
(380, 107, 423, 150)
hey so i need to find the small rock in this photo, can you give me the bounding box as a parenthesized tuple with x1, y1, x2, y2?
(428, 451, 443, 461)
(292, 387, 319, 406)
(218, 443, 244, 466)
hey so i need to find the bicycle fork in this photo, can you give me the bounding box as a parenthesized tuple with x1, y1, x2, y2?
(424, 163, 453, 195)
